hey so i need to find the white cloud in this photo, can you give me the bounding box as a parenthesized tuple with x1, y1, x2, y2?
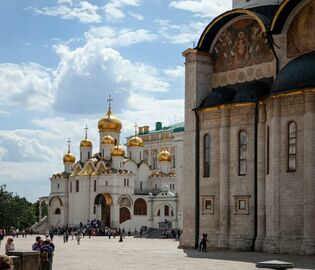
(169, 0, 231, 17)
(52, 39, 169, 114)
(33, 1, 102, 24)
(103, 0, 140, 21)
(58, 0, 73, 5)
(0, 63, 53, 110)
(164, 65, 185, 79)
(155, 19, 208, 45)
(129, 12, 144, 21)
(121, 93, 184, 132)
(85, 26, 156, 46)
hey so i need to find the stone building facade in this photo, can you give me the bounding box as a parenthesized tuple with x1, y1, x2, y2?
(180, 0, 315, 255)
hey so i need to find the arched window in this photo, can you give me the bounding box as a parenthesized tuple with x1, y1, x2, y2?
(203, 134, 210, 177)
(288, 122, 297, 172)
(157, 209, 160, 216)
(239, 130, 247, 175)
(164, 205, 169, 216)
(134, 198, 147, 215)
(140, 182, 143, 190)
(54, 208, 61, 215)
(94, 180, 96, 192)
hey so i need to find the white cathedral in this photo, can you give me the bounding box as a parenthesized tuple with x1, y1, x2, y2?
(40, 99, 184, 231)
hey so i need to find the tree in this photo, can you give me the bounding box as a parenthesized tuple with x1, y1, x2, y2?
(0, 185, 37, 230)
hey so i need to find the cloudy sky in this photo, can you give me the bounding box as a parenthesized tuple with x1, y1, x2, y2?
(0, 0, 231, 202)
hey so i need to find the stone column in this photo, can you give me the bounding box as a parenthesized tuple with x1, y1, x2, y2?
(111, 197, 120, 228)
(255, 103, 266, 251)
(264, 97, 280, 253)
(180, 48, 212, 248)
(147, 194, 154, 228)
(301, 92, 315, 255)
(218, 108, 230, 248)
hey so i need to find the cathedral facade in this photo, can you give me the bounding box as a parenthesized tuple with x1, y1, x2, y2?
(180, 0, 315, 255)
(47, 102, 184, 231)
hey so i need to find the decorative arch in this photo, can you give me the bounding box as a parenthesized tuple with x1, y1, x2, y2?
(154, 203, 174, 216)
(134, 198, 147, 215)
(271, 0, 313, 34)
(49, 196, 63, 207)
(118, 195, 133, 207)
(198, 9, 270, 52)
(94, 193, 113, 205)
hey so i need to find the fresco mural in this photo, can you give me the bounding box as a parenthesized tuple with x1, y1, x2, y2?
(287, 0, 315, 58)
(212, 18, 274, 73)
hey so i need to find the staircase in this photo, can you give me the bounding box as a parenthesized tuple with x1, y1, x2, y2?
(30, 216, 48, 234)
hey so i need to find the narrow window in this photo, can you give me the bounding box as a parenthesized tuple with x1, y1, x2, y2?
(76, 180, 79, 192)
(127, 178, 129, 187)
(164, 205, 169, 216)
(88, 151, 90, 159)
(140, 152, 142, 160)
(203, 134, 210, 177)
(124, 178, 126, 187)
(114, 138, 117, 145)
(106, 181, 108, 187)
(288, 122, 297, 172)
(266, 126, 270, 175)
(80, 152, 82, 160)
(173, 155, 176, 168)
(94, 180, 96, 192)
(57, 183, 60, 189)
(157, 209, 160, 216)
(239, 130, 247, 176)
(102, 149, 104, 157)
(140, 182, 142, 190)
(70, 182, 72, 193)
(93, 205, 96, 214)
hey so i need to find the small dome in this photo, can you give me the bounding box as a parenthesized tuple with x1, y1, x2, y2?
(158, 150, 172, 162)
(101, 134, 115, 145)
(111, 145, 125, 157)
(98, 108, 122, 133)
(272, 51, 315, 94)
(80, 139, 92, 148)
(63, 153, 76, 163)
(128, 136, 144, 147)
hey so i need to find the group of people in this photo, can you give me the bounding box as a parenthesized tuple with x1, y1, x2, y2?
(32, 236, 55, 270)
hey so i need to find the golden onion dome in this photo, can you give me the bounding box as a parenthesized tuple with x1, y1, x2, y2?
(158, 150, 172, 162)
(111, 145, 125, 157)
(63, 152, 76, 163)
(128, 136, 144, 147)
(80, 139, 93, 148)
(101, 134, 115, 145)
(98, 108, 122, 133)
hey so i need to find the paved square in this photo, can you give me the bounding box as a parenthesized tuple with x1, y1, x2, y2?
(1, 236, 314, 270)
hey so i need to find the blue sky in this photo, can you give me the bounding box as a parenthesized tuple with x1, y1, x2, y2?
(0, 0, 231, 201)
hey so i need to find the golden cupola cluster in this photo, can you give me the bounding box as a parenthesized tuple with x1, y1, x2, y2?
(98, 107, 122, 133)
(128, 136, 144, 147)
(111, 145, 125, 157)
(158, 149, 172, 162)
(101, 134, 115, 145)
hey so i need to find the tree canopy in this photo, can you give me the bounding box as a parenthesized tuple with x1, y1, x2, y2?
(0, 185, 41, 230)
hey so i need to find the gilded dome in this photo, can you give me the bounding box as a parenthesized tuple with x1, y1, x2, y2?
(80, 139, 93, 148)
(128, 136, 144, 147)
(101, 134, 115, 145)
(63, 152, 76, 163)
(158, 150, 172, 162)
(111, 145, 125, 157)
(98, 108, 122, 132)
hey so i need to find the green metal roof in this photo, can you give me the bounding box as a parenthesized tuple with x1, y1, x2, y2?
(126, 122, 184, 139)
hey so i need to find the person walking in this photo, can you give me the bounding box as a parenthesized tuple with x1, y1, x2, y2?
(201, 234, 209, 252)
(5, 237, 15, 255)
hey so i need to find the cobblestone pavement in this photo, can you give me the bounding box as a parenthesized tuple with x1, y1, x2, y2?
(0, 236, 314, 270)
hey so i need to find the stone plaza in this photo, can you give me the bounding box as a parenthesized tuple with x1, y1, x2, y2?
(1, 236, 314, 270)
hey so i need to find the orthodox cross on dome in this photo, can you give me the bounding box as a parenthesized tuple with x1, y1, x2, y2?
(67, 138, 71, 153)
(107, 95, 113, 110)
(84, 125, 88, 139)
(134, 122, 138, 136)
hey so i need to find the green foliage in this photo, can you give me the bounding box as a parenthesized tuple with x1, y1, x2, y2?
(0, 185, 37, 230)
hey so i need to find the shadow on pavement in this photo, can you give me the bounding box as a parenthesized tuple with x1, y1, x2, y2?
(183, 249, 315, 270)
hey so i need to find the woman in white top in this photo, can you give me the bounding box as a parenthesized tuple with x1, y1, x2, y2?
(5, 237, 15, 255)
